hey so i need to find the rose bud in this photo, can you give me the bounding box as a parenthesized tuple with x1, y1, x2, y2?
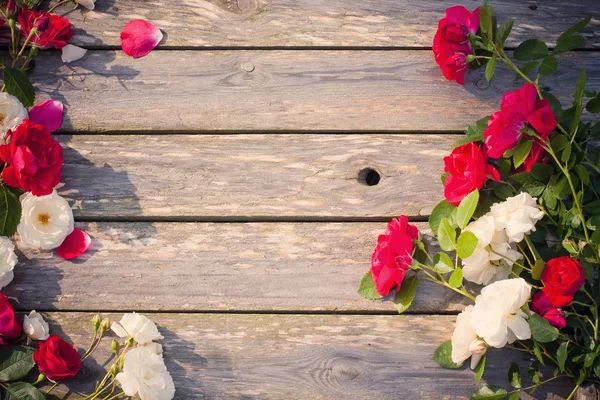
(23, 311, 50, 341)
(6, 0, 17, 18)
(34, 15, 49, 32)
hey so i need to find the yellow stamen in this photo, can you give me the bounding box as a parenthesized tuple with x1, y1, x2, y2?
(37, 213, 51, 225)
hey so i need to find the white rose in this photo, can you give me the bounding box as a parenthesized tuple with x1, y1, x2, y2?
(0, 93, 27, 142)
(0, 237, 16, 290)
(462, 217, 522, 285)
(490, 193, 544, 243)
(77, 0, 95, 9)
(116, 346, 175, 400)
(111, 313, 163, 344)
(17, 191, 74, 250)
(472, 278, 532, 348)
(451, 305, 487, 369)
(23, 311, 50, 341)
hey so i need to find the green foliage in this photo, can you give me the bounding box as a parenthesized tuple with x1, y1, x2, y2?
(3, 67, 35, 107)
(0, 185, 21, 237)
(434, 252, 454, 274)
(470, 385, 507, 400)
(508, 362, 521, 388)
(448, 267, 463, 288)
(430, 201, 455, 236)
(514, 39, 548, 61)
(4, 382, 45, 400)
(433, 340, 462, 369)
(538, 56, 558, 75)
(529, 314, 559, 342)
(456, 190, 479, 229)
(438, 218, 457, 252)
(393, 276, 418, 314)
(456, 231, 478, 259)
(485, 55, 497, 82)
(531, 259, 546, 280)
(0, 346, 35, 382)
(586, 93, 600, 113)
(474, 355, 486, 384)
(357, 272, 382, 300)
(513, 140, 533, 169)
(495, 19, 514, 47)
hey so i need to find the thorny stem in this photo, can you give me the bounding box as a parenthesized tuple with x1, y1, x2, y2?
(47, 0, 72, 14)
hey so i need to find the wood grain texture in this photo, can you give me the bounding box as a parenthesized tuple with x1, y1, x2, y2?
(33, 50, 600, 132)
(53, 0, 600, 48)
(57, 134, 451, 219)
(41, 312, 573, 399)
(9, 222, 471, 312)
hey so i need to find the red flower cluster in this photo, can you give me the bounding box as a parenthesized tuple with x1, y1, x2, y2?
(0, 294, 21, 344)
(0, 119, 64, 196)
(370, 215, 419, 296)
(18, 9, 72, 50)
(34, 336, 82, 381)
(484, 83, 557, 159)
(443, 142, 500, 205)
(531, 291, 567, 329)
(433, 6, 480, 84)
(541, 256, 585, 307)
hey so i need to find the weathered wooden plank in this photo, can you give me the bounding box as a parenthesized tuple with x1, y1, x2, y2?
(41, 312, 572, 399)
(57, 134, 450, 219)
(33, 50, 600, 132)
(53, 0, 600, 48)
(9, 222, 470, 312)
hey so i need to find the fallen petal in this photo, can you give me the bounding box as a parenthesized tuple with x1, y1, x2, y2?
(120, 19, 163, 58)
(77, 0, 95, 10)
(56, 228, 91, 259)
(61, 44, 88, 63)
(29, 99, 64, 133)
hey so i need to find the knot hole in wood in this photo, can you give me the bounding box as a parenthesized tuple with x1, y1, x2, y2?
(358, 168, 380, 186)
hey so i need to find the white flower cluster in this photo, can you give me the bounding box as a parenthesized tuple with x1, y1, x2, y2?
(462, 193, 543, 285)
(452, 278, 532, 367)
(113, 313, 176, 400)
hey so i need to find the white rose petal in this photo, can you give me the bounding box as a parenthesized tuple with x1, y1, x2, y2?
(462, 217, 522, 285)
(490, 193, 544, 243)
(111, 313, 163, 344)
(61, 44, 88, 63)
(451, 305, 488, 369)
(17, 191, 74, 250)
(0, 237, 16, 290)
(472, 278, 532, 348)
(77, 0, 95, 9)
(23, 311, 50, 341)
(116, 346, 175, 400)
(0, 93, 27, 141)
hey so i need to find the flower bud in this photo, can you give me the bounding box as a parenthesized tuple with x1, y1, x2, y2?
(468, 339, 487, 355)
(111, 338, 120, 356)
(34, 15, 50, 32)
(91, 314, 101, 332)
(6, 0, 17, 18)
(109, 363, 120, 377)
(99, 317, 111, 336)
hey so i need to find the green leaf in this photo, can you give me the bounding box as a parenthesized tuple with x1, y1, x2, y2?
(0, 346, 35, 382)
(448, 267, 463, 289)
(586, 94, 600, 113)
(561, 142, 572, 164)
(575, 164, 590, 185)
(452, 134, 484, 150)
(434, 252, 454, 274)
(0, 186, 21, 237)
(456, 190, 479, 229)
(514, 39, 548, 61)
(531, 259, 546, 280)
(466, 116, 491, 137)
(3, 67, 35, 107)
(485, 55, 497, 82)
(516, 61, 539, 80)
(457, 231, 478, 259)
(508, 362, 521, 388)
(508, 393, 520, 400)
(357, 272, 382, 300)
(479, 3, 497, 45)
(538, 56, 558, 75)
(592, 229, 600, 245)
(510, 172, 536, 185)
(533, 342, 545, 364)
(528, 361, 541, 384)
(551, 134, 569, 153)
(495, 19, 514, 47)
(513, 140, 533, 169)
(570, 68, 586, 135)
(553, 35, 585, 55)
(470, 385, 508, 400)
(16, 0, 44, 9)
(562, 238, 578, 254)
(474, 355, 486, 384)
(558, 16, 592, 42)
(433, 340, 462, 369)
(541, 91, 563, 115)
(429, 201, 455, 236)
(4, 382, 45, 400)
(393, 275, 418, 314)
(529, 314, 559, 342)
(437, 218, 457, 252)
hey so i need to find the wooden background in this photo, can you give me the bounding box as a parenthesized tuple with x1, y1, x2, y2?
(12, 0, 600, 398)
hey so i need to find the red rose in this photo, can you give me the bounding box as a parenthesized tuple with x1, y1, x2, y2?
(484, 83, 557, 158)
(371, 215, 419, 296)
(541, 256, 585, 307)
(521, 142, 549, 173)
(433, 6, 480, 84)
(0, 294, 22, 341)
(34, 336, 82, 381)
(443, 142, 500, 205)
(0, 119, 64, 196)
(531, 291, 567, 329)
(18, 10, 72, 49)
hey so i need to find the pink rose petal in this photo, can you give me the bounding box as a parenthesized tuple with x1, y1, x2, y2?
(56, 228, 91, 259)
(120, 19, 163, 58)
(29, 100, 64, 133)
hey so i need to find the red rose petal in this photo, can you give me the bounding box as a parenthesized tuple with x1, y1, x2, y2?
(29, 100, 64, 133)
(120, 19, 163, 58)
(56, 228, 91, 259)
